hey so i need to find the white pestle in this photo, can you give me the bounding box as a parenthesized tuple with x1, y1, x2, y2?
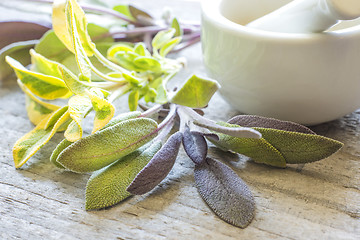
(246, 0, 360, 33)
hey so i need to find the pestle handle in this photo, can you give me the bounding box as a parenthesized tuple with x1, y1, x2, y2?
(246, 0, 360, 33)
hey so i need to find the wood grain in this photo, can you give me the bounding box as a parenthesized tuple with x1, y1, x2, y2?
(0, 1, 359, 239)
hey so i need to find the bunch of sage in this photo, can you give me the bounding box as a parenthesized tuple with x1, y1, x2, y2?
(4, 0, 343, 229)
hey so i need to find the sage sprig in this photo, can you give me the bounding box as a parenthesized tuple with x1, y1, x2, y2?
(4, 0, 343, 229)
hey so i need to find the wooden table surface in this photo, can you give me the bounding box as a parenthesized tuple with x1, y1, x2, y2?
(0, 1, 359, 239)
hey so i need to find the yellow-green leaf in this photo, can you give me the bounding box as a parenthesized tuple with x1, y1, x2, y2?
(170, 75, 220, 108)
(6, 56, 71, 100)
(52, 0, 95, 56)
(56, 117, 158, 173)
(128, 90, 139, 111)
(152, 29, 175, 50)
(18, 80, 61, 125)
(86, 88, 115, 133)
(30, 49, 63, 78)
(58, 65, 92, 94)
(85, 141, 162, 210)
(159, 36, 181, 57)
(52, 111, 141, 168)
(254, 127, 343, 164)
(12, 109, 70, 168)
(65, 95, 92, 141)
(209, 122, 287, 168)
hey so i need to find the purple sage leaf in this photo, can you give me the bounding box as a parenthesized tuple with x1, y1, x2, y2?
(0, 21, 50, 49)
(194, 158, 255, 228)
(127, 132, 183, 195)
(228, 115, 315, 134)
(182, 126, 208, 165)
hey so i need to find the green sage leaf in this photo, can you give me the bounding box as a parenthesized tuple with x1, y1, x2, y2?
(209, 122, 287, 168)
(56, 117, 159, 173)
(113, 5, 135, 21)
(51, 111, 141, 168)
(253, 127, 343, 164)
(85, 141, 162, 210)
(6, 56, 71, 100)
(171, 18, 183, 37)
(170, 75, 220, 108)
(228, 115, 315, 134)
(50, 139, 72, 169)
(152, 29, 176, 50)
(194, 158, 255, 228)
(159, 36, 181, 57)
(128, 90, 139, 111)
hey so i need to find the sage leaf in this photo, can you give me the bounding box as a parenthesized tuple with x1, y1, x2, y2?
(66, 95, 92, 141)
(159, 36, 182, 57)
(134, 56, 161, 72)
(50, 139, 72, 169)
(12, 109, 70, 168)
(0, 21, 49, 49)
(182, 126, 207, 165)
(171, 18, 183, 37)
(85, 88, 115, 133)
(85, 141, 162, 210)
(6, 56, 72, 100)
(170, 75, 220, 108)
(127, 132, 183, 195)
(30, 49, 63, 79)
(253, 127, 343, 164)
(17, 80, 60, 125)
(194, 158, 255, 228)
(228, 115, 315, 134)
(152, 29, 176, 50)
(56, 117, 159, 173)
(113, 5, 135, 21)
(209, 122, 287, 168)
(128, 90, 139, 111)
(104, 111, 141, 129)
(52, 0, 95, 56)
(128, 5, 154, 25)
(58, 65, 91, 94)
(52, 111, 141, 168)
(0, 40, 37, 81)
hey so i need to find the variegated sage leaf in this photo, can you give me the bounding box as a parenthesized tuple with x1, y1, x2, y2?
(182, 126, 207, 165)
(13, 109, 70, 168)
(52, 0, 95, 56)
(127, 132, 183, 195)
(85, 141, 162, 210)
(228, 115, 315, 134)
(30, 49, 63, 79)
(6, 56, 71, 100)
(51, 111, 141, 168)
(194, 158, 255, 228)
(17, 80, 60, 125)
(56, 117, 158, 173)
(208, 122, 286, 168)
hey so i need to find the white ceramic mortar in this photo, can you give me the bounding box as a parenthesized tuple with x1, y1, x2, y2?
(202, 0, 360, 125)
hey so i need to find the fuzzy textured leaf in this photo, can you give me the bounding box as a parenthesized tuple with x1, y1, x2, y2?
(85, 141, 162, 210)
(228, 115, 315, 134)
(194, 158, 255, 228)
(127, 132, 183, 195)
(50, 139, 72, 168)
(182, 126, 207, 165)
(56, 117, 158, 173)
(170, 75, 220, 108)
